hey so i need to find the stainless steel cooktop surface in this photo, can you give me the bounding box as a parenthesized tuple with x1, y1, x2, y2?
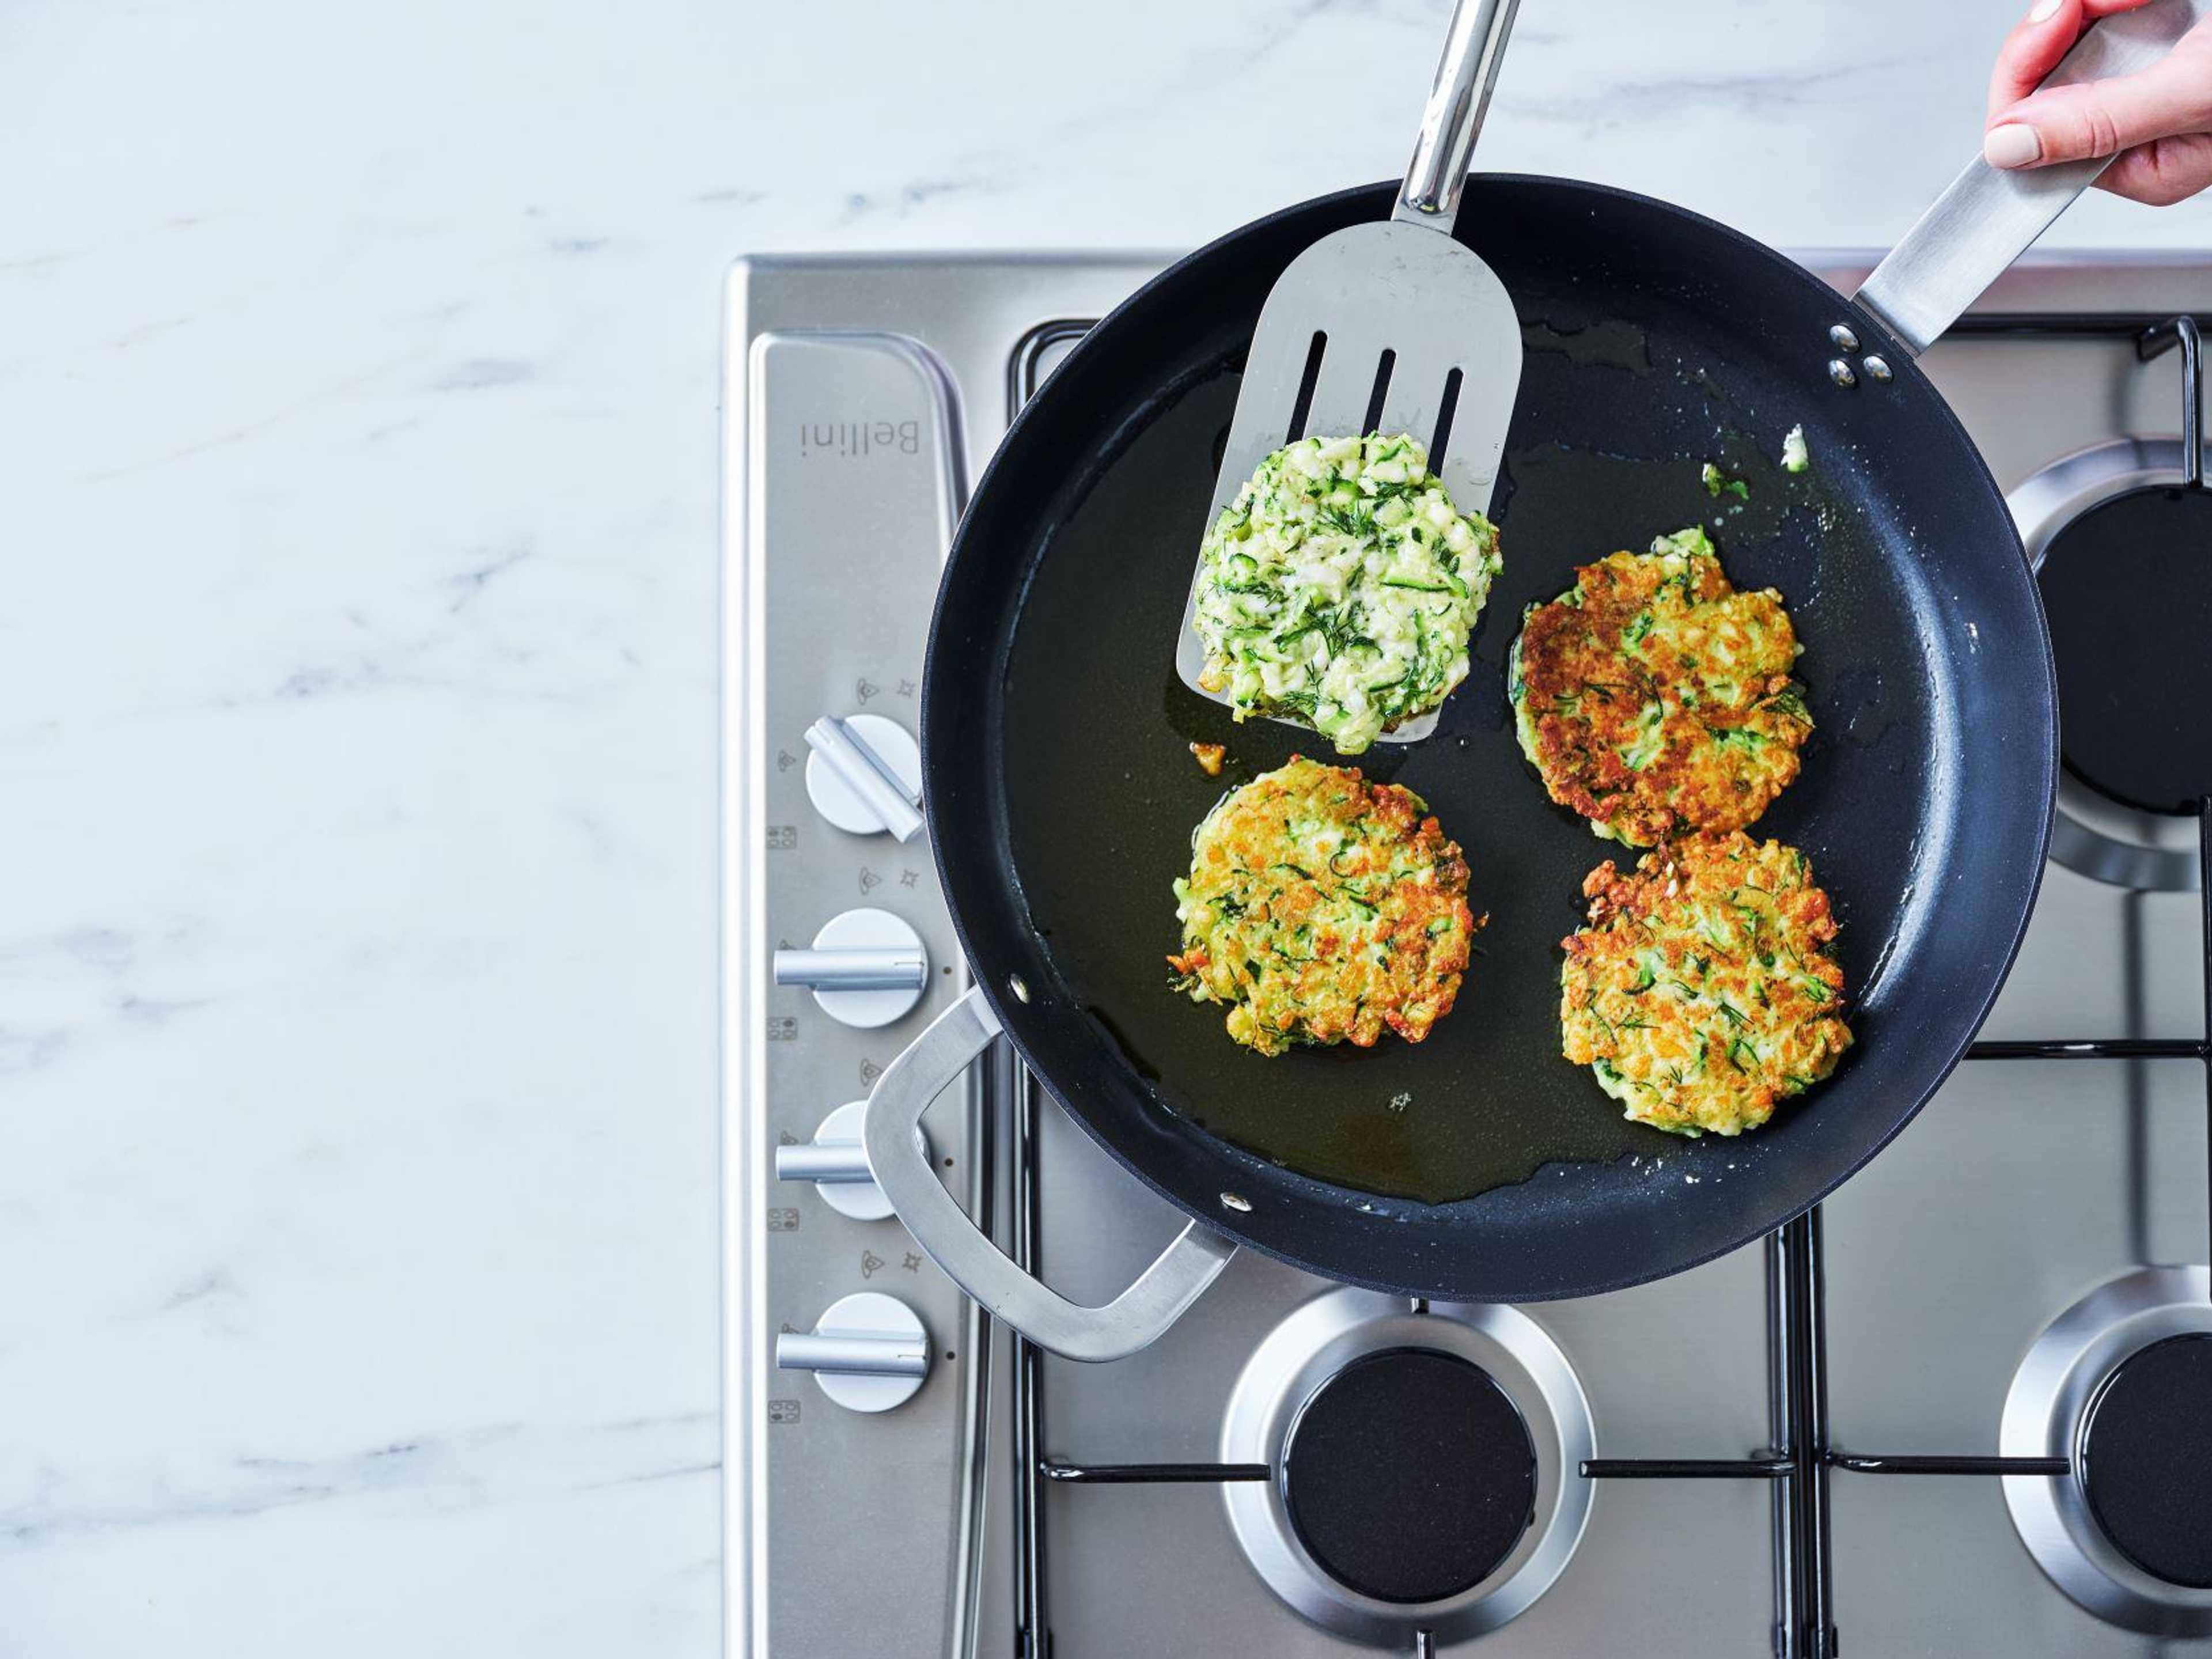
(725, 249, 2212, 1657)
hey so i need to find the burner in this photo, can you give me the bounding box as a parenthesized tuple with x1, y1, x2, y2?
(2081, 1334, 2212, 1588)
(2002, 1265, 2212, 1635)
(1221, 1287, 1593, 1647)
(2010, 440, 2208, 892)
(1282, 1349, 1537, 1604)
(2039, 484, 2212, 817)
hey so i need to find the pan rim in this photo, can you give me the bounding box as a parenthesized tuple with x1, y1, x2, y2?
(921, 172, 2059, 1302)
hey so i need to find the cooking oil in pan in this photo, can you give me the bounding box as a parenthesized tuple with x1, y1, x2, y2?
(998, 309, 1922, 1203)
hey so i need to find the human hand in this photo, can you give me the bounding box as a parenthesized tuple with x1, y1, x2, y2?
(1984, 0, 2212, 205)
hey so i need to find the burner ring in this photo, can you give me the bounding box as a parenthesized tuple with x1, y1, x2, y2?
(2009, 438, 2209, 892)
(2001, 1264, 2212, 1635)
(1282, 1347, 1538, 1603)
(2080, 1333, 2212, 1588)
(1221, 1287, 1594, 1647)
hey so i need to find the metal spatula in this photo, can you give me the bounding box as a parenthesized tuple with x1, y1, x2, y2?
(1174, 0, 1524, 746)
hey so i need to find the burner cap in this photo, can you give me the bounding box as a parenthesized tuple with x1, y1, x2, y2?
(2081, 1333, 2212, 1589)
(1282, 1347, 1536, 1604)
(2039, 484, 2212, 816)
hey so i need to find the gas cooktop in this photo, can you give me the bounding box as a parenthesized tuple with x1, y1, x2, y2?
(725, 251, 2212, 1657)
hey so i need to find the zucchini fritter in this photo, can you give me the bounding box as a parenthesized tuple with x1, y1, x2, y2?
(1168, 756, 1476, 1056)
(1560, 832, 1851, 1137)
(1510, 527, 1809, 845)
(1192, 433, 1502, 756)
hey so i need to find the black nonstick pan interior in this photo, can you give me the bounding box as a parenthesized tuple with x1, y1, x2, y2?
(923, 177, 2054, 1301)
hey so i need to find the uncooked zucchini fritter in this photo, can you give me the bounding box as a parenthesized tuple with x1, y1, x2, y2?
(1510, 527, 1809, 845)
(1560, 831, 1851, 1137)
(1167, 756, 1476, 1056)
(1191, 433, 1502, 755)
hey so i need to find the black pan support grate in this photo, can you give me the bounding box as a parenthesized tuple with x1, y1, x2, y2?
(998, 315, 2212, 1659)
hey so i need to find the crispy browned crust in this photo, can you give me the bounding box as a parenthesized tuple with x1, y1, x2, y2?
(1513, 547, 1808, 845)
(1166, 756, 1477, 1055)
(1560, 831, 1853, 1136)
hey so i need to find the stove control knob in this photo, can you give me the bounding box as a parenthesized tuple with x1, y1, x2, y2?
(804, 714, 923, 842)
(773, 1099, 928, 1222)
(775, 1291, 929, 1412)
(772, 908, 927, 1028)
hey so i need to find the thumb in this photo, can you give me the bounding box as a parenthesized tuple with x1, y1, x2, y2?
(1986, 46, 2212, 168)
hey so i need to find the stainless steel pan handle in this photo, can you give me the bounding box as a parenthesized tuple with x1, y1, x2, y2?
(1394, 0, 1522, 230)
(1855, 0, 2210, 358)
(862, 986, 1238, 1362)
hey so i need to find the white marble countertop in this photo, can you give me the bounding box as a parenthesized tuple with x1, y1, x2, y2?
(6, 0, 2207, 1651)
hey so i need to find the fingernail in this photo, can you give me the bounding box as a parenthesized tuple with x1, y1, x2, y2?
(2028, 0, 2062, 21)
(1985, 123, 2044, 168)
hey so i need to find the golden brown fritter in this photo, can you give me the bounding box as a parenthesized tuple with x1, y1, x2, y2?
(1509, 528, 1809, 846)
(1167, 756, 1478, 1056)
(1560, 831, 1852, 1137)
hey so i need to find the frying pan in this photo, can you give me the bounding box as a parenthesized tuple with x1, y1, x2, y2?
(862, 3, 2204, 1361)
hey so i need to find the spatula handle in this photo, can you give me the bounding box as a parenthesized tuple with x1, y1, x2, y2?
(1395, 0, 1522, 232)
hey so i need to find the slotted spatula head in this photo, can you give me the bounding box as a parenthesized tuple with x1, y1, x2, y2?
(1175, 0, 1523, 747)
